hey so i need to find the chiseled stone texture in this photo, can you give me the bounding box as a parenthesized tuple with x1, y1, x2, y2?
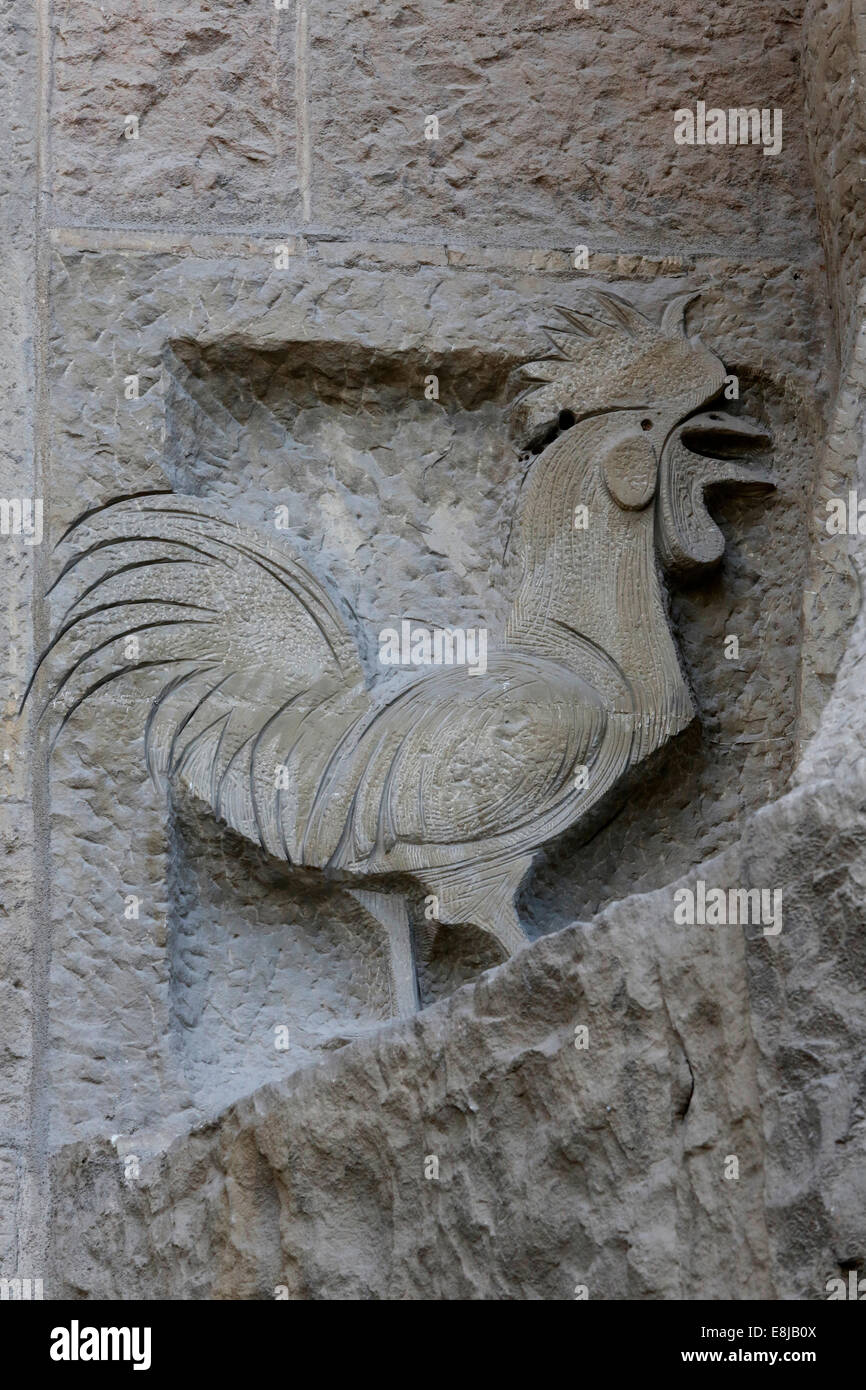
(797, 0, 866, 739)
(51, 0, 300, 227)
(46, 0, 817, 258)
(0, 0, 41, 1280)
(797, 308, 866, 782)
(309, 0, 815, 255)
(802, 0, 866, 359)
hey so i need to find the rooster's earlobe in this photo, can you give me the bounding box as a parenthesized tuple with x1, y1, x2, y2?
(601, 432, 658, 510)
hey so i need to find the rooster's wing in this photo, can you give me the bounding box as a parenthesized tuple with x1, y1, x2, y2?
(312, 651, 613, 871)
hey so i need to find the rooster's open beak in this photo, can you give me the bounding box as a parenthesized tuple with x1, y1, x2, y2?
(656, 409, 775, 576)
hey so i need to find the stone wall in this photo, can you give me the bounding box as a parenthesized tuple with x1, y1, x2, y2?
(2, 0, 864, 1299)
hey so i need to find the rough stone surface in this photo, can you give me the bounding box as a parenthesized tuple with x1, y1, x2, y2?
(802, 0, 866, 361)
(308, 0, 814, 256)
(0, 0, 43, 1285)
(51, 0, 300, 227)
(2, 0, 865, 1302)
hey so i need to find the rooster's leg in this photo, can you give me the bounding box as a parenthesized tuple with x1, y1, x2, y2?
(350, 888, 419, 1018)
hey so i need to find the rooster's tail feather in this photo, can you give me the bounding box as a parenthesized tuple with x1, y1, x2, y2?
(26, 494, 370, 860)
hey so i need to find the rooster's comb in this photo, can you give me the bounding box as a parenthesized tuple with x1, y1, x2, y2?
(511, 288, 727, 447)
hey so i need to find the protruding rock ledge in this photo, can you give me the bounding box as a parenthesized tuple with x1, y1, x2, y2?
(48, 771, 865, 1300)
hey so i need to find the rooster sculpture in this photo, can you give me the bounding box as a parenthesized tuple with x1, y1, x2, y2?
(28, 290, 774, 1017)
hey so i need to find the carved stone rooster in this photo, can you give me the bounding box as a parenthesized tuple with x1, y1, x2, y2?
(28, 291, 774, 1016)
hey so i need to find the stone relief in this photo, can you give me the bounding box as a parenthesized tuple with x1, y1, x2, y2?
(27, 291, 774, 1018)
(4, 0, 866, 1314)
